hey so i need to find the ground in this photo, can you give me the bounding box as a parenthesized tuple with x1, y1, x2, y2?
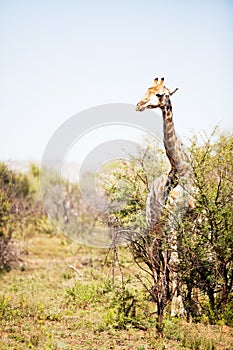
(0, 233, 232, 350)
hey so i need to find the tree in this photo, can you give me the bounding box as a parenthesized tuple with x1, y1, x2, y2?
(100, 141, 175, 331)
(178, 132, 233, 324)
(100, 131, 233, 328)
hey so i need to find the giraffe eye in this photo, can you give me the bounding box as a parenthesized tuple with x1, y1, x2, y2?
(156, 93, 164, 98)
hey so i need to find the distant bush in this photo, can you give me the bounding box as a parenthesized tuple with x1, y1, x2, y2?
(0, 163, 44, 271)
(0, 163, 29, 270)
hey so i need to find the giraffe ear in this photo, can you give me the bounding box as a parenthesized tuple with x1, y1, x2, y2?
(156, 93, 164, 98)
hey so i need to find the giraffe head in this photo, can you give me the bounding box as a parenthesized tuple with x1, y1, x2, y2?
(135, 77, 178, 112)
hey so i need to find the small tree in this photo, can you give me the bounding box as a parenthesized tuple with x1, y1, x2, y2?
(179, 132, 233, 324)
(100, 131, 233, 328)
(100, 141, 175, 331)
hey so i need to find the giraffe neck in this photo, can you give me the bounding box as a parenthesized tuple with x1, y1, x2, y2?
(161, 99, 189, 177)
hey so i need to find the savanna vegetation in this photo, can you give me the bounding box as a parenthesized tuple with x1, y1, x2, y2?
(0, 130, 233, 349)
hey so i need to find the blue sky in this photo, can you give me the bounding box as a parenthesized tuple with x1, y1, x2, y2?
(0, 0, 233, 161)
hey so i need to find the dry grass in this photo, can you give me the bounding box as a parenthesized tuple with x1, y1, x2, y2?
(0, 233, 232, 349)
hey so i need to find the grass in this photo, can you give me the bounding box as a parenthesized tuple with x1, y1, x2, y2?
(0, 233, 233, 349)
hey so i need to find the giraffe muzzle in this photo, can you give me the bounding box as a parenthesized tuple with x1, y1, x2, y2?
(135, 103, 145, 112)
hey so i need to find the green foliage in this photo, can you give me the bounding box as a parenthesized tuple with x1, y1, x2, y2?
(0, 294, 11, 319)
(104, 286, 138, 329)
(100, 130, 233, 327)
(102, 277, 154, 331)
(66, 281, 104, 307)
(179, 132, 233, 324)
(99, 141, 168, 230)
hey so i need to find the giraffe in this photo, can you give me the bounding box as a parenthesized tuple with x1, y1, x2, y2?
(136, 77, 194, 317)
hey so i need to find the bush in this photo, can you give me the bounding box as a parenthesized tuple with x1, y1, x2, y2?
(179, 132, 233, 324)
(0, 163, 33, 271)
(99, 131, 233, 327)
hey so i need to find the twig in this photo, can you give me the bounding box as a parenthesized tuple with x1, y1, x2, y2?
(68, 265, 82, 278)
